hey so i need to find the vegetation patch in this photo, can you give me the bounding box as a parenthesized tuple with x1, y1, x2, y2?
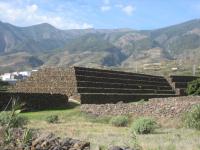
(186, 78, 200, 95)
(131, 117, 157, 134)
(45, 115, 59, 124)
(0, 111, 28, 128)
(21, 103, 200, 150)
(182, 104, 200, 130)
(110, 115, 129, 127)
(83, 113, 111, 124)
(0, 80, 9, 91)
(0, 98, 33, 149)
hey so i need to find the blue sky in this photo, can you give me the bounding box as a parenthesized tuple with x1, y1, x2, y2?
(0, 0, 200, 30)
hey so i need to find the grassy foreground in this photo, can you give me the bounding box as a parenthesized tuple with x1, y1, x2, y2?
(21, 103, 200, 150)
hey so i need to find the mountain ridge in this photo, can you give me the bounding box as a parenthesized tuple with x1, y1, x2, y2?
(0, 19, 200, 74)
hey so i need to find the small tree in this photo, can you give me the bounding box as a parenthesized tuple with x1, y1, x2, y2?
(186, 78, 200, 95)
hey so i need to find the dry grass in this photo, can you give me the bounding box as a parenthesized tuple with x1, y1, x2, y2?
(139, 128, 200, 150)
(21, 106, 200, 150)
(28, 121, 132, 149)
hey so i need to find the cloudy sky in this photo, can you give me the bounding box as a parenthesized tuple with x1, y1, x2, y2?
(0, 0, 200, 30)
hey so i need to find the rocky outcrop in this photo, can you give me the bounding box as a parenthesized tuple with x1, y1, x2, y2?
(0, 129, 90, 150)
(31, 133, 90, 150)
(109, 146, 135, 150)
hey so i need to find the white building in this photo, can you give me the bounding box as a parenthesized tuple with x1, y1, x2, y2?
(0, 73, 12, 81)
(19, 71, 31, 76)
(171, 67, 178, 71)
(0, 71, 33, 84)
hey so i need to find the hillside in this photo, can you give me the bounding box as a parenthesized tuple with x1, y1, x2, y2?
(0, 19, 200, 73)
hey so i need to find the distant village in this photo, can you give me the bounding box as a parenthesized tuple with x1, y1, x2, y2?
(0, 70, 38, 84)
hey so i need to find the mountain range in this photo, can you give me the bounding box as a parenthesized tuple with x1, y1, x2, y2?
(1, 19, 200, 74)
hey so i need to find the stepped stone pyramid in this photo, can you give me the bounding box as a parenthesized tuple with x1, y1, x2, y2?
(13, 66, 177, 104)
(13, 67, 76, 96)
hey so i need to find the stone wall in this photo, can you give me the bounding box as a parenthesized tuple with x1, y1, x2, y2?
(0, 92, 68, 111)
(81, 96, 200, 118)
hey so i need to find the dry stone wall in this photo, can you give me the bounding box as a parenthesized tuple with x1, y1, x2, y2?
(81, 96, 200, 118)
(0, 92, 68, 111)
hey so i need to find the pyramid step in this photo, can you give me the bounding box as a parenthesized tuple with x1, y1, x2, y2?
(75, 69, 166, 82)
(77, 81, 173, 90)
(75, 66, 164, 79)
(174, 82, 188, 89)
(79, 93, 177, 104)
(170, 75, 199, 82)
(77, 87, 175, 94)
(76, 75, 170, 86)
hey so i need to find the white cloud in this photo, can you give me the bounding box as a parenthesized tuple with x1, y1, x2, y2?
(26, 4, 38, 13)
(101, 0, 111, 12)
(103, 0, 110, 5)
(101, 6, 111, 12)
(115, 4, 123, 8)
(122, 5, 135, 16)
(116, 4, 136, 16)
(0, 2, 93, 29)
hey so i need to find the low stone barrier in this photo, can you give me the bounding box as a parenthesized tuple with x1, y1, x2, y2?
(0, 92, 68, 111)
(80, 96, 200, 118)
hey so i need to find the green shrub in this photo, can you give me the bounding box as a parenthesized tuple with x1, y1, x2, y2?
(182, 104, 200, 130)
(186, 79, 200, 95)
(22, 128, 34, 145)
(110, 116, 129, 127)
(0, 112, 28, 128)
(131, 117, 157, 134)
(45, 115, 59, 123)
(0, 80, 9, 91)
(0, 80, 9, 86)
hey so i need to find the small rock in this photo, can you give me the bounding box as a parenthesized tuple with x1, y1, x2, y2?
(109, 146, 124, 150)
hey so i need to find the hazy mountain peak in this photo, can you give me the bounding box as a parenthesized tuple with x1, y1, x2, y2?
(24, 22, 59, 30)
(0, 19, 200, 72)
